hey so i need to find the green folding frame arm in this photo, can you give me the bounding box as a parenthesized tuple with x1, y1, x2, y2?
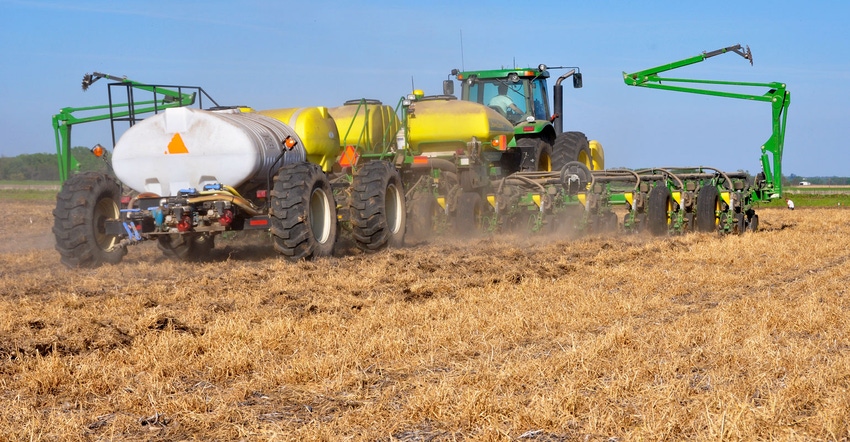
(623, 45, 790, 201)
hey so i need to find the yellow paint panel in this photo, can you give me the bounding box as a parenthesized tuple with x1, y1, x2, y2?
(167, 133, 189, 154)
(672, 191, 682, 204)
(589, 139, 605, 170)
(486, 195, 497, 208)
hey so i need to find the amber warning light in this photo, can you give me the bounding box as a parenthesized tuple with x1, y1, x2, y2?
(90, 144, 106, 157)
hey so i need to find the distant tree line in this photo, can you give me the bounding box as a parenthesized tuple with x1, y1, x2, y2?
(785, 174, 850, 186)
(0, 147, 108, 181)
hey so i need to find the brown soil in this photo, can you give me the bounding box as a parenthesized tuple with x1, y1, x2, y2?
(1, 199, 848, 441)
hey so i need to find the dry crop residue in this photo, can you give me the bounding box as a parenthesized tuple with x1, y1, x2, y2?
(1, 200, 849, 441)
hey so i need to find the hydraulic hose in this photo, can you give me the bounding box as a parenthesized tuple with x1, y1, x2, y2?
(658, 166, 735, 191)
(187, 193, 262, 217)
(408, 158, 458, 174)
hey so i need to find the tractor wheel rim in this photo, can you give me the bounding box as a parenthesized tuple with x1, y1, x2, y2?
(386, 183, 404, 235)
(310, 188, 331, 244)
(94, 198, 119, 251)
(540, 151, 552, 172)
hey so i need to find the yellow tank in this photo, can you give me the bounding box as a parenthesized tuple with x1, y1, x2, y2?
(406, 98, 514, 155)
(328, 100, 400, 154)
(258, 107, 341, 171)
(589, 139, 605, 170)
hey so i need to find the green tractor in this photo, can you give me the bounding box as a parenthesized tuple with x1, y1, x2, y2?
(443, 65, 604, 174)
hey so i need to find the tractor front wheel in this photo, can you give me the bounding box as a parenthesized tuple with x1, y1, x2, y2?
(552, 131, 592, 171)
(53, 172, 127, 268)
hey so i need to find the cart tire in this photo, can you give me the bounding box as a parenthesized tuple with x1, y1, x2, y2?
(350, 161, 406, 251)
(53, 172, 127, 268)
(270, 162, 337, 260)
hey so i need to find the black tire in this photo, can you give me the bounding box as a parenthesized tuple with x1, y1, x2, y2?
(517, 137, 553, 172)
(53, 172, 127, 268)
(455, 192, 484, 235)
(696, 185, 719, 233)
(749, 214, 759, 232)
(459, 169, 476, 192)
(405, 192, 436, 244)
(349, 161, 406, 251)
(157, 233, 215, 261)
(552, 131, 592, 171)
(647, 185, 671, 236)
(270, 162, 337, 260)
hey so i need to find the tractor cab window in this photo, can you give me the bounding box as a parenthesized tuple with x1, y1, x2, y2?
(472, 80, 527, 122)
(530, 78, 549, 121)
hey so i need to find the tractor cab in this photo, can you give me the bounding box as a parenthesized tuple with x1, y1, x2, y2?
(445, 68, 552, 125)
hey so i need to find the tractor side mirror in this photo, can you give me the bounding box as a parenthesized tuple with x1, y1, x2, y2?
(442, 80, 454, 96)
(573, 73, 583, 89)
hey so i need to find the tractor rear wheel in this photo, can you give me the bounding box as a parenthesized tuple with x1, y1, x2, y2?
(517, 137, 553, 172)
(157, 233, 215, 261)
(349, 161, 406, 251)
(552, 131, 592, 171)
(270, 162, 337, 260)
(647, 185, 671, 236)
(53, 172, 127, 268)
(696, 185, 719, 233)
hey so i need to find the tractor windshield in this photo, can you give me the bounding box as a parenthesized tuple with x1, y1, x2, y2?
(469, 80, 528, 123)
(465, 77, 550, 123)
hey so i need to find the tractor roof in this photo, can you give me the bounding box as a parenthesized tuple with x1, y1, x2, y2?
(455, 67, 550, 81)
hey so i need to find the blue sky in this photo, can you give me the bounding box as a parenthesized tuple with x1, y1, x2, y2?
(1, 0, 848, 177)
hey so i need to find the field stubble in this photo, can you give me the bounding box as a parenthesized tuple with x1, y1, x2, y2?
(1, 199, 849, 441)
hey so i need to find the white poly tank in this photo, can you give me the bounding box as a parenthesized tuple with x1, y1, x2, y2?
(112, 107, 306, 196)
